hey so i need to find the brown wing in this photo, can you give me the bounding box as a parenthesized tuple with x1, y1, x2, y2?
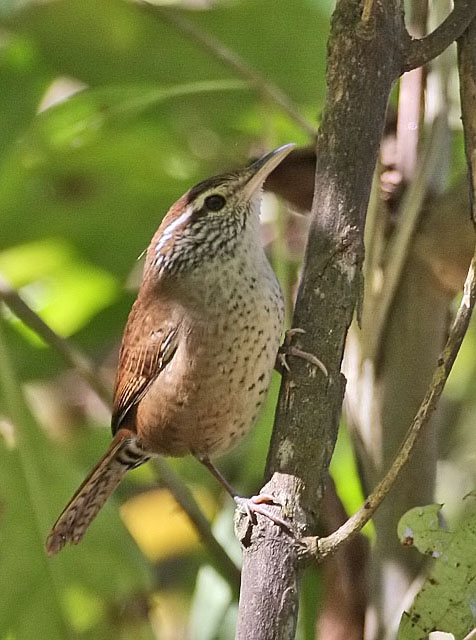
(112, 300, 179, 433)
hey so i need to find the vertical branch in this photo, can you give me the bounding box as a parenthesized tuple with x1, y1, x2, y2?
(316, 478, 368, 640)
(458, 11, 476, 217)
(396, 1, 427, 181)
(235, 2, 405, 638)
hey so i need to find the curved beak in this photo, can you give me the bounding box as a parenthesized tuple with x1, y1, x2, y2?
(242, 143, 296, 199)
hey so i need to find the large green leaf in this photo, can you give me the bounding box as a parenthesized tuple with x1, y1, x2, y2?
(397, 502, 476, 640)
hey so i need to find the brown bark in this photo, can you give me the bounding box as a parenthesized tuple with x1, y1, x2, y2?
(458, 9, 476, 216)
(236, 2, 405, 638)
(236, 1, 476, 638)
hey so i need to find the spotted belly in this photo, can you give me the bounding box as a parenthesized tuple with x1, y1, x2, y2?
(136, 291, 284, 458)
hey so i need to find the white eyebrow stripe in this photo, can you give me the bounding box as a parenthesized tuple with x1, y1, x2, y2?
(156, 206, 193, 252)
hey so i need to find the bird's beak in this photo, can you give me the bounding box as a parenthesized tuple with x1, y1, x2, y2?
(242, 143, 296, 199)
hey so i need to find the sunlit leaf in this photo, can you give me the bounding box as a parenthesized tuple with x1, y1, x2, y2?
(0, 239, 119, 340)
(121, 486, 216, 561)
(397, 501, 476, 640)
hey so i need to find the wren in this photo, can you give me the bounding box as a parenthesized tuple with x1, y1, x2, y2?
(46, 143, 296, 555)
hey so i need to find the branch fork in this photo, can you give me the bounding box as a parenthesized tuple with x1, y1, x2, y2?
(402, 0, 476, 72)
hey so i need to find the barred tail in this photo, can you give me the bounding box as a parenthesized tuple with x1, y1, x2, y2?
(46, 429, 149, 556)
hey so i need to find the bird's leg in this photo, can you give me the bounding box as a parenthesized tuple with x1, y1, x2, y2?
(276, 327, 328, 377)
(198, 456, 293, 534)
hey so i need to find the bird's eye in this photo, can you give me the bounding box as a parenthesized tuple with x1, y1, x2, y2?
(205, 194, 226, 211)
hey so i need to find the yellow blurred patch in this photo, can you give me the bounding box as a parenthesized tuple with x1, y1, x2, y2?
(120, 487, 216, 561)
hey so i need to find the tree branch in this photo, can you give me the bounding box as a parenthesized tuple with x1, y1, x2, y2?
(141, 2, 317, 137)
(308, 247, 476, 561)
(458, 10, 476, 218)
(235, 2, 406, 638)
(316, 476, 368, 639)
(403, 0, 476, 72)
(0, 276, 111, 406)
(304, 5, 476, 567)
(0, 278, 240, 591)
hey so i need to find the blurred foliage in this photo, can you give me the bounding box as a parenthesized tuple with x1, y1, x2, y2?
(1, 0, 475, 639)
(0, 0, 330, 637)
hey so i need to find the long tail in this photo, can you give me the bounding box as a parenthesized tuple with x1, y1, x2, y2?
(46, 429, 149, 556)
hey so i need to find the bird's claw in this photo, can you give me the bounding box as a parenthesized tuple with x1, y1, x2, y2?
(233, 495, 293, 534)
(276, 328, 328, 377)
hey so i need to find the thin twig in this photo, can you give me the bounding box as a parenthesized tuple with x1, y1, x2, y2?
(141, 2, 316, 137)
(0, 277, 240, 588)
(403, 0, 476, 72)
(457, 12, 476, 222)
(463, 626, 476, 640)
(0, 276, 111, 406)
(306, 244, 476, 562)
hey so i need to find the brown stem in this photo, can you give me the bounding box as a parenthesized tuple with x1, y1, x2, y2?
(316, 477, 368, 640)
(308, 249, 476, 560)
(235, 2, 405, 638)
(305, 12, 476, 562)
(403, 0, 476, 72)
(457, 12, 476, 218)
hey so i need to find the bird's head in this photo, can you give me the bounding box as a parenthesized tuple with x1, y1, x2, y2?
(148, 143, 295, 275)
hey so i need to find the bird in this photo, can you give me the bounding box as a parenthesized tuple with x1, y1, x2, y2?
(45, 143, 298, 556)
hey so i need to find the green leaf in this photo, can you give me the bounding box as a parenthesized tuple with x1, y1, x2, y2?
(1, 238, 119, 340)
(397, 502, 476, 640)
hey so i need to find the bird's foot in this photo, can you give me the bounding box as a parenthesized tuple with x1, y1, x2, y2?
(276, 328, 328, 377)
(234, 494, 293, 534)
(198, 457, 294, 534)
